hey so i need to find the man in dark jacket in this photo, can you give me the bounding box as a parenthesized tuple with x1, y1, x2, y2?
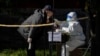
(17, 5, 54, 56)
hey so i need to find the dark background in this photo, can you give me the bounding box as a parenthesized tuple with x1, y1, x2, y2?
(0, 0, 86, 8)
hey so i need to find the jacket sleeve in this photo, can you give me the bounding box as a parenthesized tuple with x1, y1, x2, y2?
(17, 10, 42, 39)
(27, 11, 43, 38)
(17, 14, 33, 39)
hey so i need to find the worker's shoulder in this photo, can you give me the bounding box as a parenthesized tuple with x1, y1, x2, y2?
(27, 9, 42, 18)
(73, 21, 83, 29)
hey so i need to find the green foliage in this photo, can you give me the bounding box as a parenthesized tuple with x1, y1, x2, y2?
(0, 49, 56, 56)
(0, 49, 27, 56)
(0, 49, 91, 56)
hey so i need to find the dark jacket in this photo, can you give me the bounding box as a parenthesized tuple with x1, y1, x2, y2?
(17, 9, 48, 39)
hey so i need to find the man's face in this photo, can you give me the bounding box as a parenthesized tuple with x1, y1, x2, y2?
(45, 10, 53, 23)
(46, 10, 53, 18)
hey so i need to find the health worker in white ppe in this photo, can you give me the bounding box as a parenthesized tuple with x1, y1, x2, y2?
(61, 12, 86, 56)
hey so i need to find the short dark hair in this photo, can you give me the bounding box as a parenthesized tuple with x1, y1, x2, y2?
(43, 5, 53, 11)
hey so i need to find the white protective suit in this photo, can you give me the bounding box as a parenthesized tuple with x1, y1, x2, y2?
(60, 12, 86, 56)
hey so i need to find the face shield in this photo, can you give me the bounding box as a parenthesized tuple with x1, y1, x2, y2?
(66, 12, 77, 21)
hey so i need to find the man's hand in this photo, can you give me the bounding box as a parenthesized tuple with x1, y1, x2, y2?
(27, 38, 32, 50)
(27, 37, 32, 43)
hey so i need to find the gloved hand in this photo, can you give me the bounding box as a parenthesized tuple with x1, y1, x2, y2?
(55, 29, 61, 32)
(62, 27, 69, 32)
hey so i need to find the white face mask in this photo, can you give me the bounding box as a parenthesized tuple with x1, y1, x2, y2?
(67, 16, 73, 21)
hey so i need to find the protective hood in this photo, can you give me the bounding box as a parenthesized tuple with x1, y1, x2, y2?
(66, 12, 77, 21)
